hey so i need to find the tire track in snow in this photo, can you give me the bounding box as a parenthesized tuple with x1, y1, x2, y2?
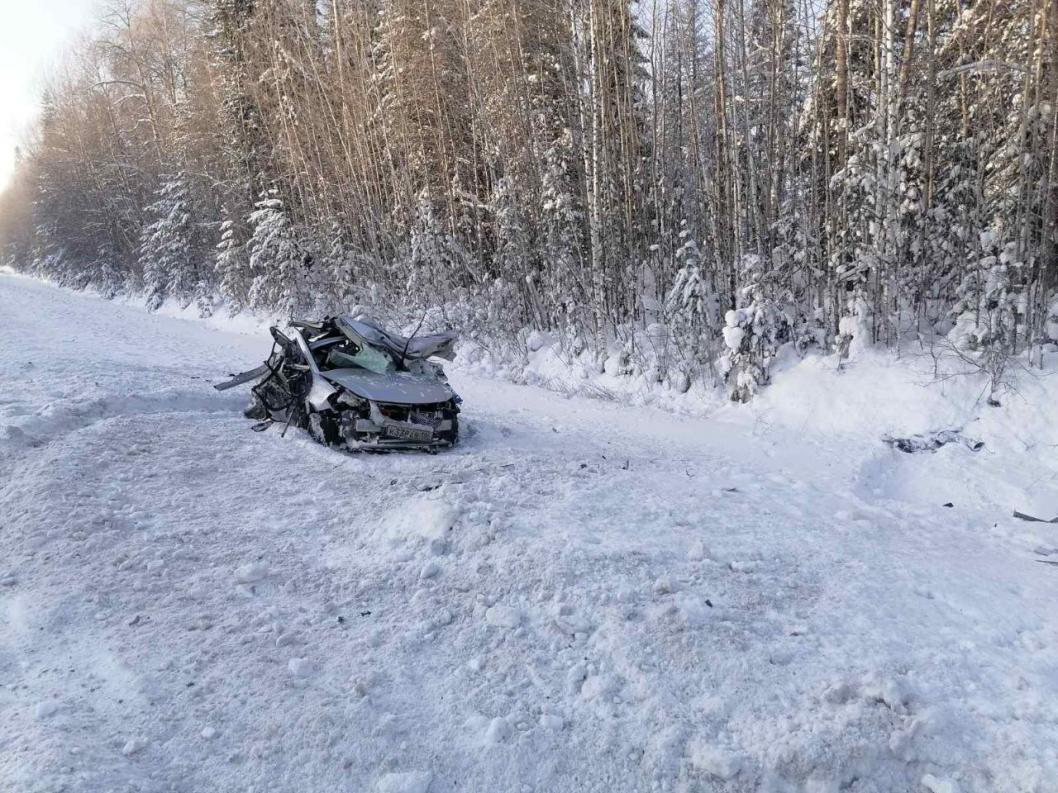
(0, 389, 249, 459)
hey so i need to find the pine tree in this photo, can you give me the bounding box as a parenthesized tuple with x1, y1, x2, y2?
(139, 175, 196, 311)
(664, 226, 718, 387)
(403, 192, 470, 303)
(247, 195, 307, 316)
(950, 232, 1026, 355)
(540, 125, 588, 327)
(216, 207, 250, 311)
(491, 177, 535, 328)
(721, 255, 786, 401)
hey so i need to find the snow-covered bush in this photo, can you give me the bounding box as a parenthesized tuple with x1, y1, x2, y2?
(947, 232, 1029, 403)
(834, 293, 871, 361)
(603, 340, 636, 378)
(1046, 296, 1058, 345)
(720, 255, 787, 402)
(949, 232, 1026, 355)
(720, 302, 784, 402)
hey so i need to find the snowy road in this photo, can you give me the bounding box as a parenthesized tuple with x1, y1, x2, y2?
(2, 274, 1057, 793)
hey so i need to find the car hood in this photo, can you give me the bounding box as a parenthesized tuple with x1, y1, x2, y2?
(321, 368, 455, 405)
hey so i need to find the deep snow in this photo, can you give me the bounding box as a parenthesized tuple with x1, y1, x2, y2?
(2, 273, 1058, 793)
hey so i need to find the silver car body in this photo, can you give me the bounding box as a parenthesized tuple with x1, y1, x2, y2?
(216, 315, 460, 450)
(321, 367, 455, 405)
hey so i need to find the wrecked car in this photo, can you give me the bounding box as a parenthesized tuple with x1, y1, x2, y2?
(215, 315, 460, 451)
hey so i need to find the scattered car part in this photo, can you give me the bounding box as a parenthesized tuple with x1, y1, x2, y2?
(1013, 511, 1058, 524)
(882, 429, 983, 454)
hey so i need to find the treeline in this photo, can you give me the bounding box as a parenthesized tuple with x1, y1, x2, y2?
(1, 0, 1056, 399)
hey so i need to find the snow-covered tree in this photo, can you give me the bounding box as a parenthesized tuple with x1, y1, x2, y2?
(139, 174, 196, 312)
(247, 195, 307, 316)
(949, 232, 1027, 356)
(490, 177, 535, 327)
(403, 194, 471, 304)
(720, 255, 787, 402)
(216, 208, 249, 312)
(664, 228, 718, 385)
(0, 0, 1053, 402)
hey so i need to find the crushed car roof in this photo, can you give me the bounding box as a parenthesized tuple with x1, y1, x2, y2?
(336, 316, 457, 361)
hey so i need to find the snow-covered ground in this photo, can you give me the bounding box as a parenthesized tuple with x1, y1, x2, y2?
(2, 273, 1058, 793)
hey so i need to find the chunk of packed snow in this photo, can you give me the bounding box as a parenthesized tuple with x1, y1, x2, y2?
(722, 325, 745, 352)
(380, 499, 459, 550)
(234, 562, 270, 583)
(34, 700, 60, 719)
(121, 736, 149, 756)
(921, 774, 960, 793)
(287, 657, 315, 677)
(652, 576, 674, 595)
(539, 713, 564, 731)
(484, 605, 521, 628)
(687, 540, 712, 561)
(484, 717, 510, 745)
(687, 741, 743, 780)
(376, 771, 433, 793)
(525, 330, 550, 352)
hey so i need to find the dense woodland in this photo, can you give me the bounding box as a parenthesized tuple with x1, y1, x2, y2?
(1, 0, 1056, 399)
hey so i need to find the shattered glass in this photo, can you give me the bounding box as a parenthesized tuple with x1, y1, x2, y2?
(327, 344, 394, 374)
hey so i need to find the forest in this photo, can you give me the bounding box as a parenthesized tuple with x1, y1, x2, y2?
(0, 0, 1056, 400)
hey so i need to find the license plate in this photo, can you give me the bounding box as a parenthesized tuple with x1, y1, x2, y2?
(383, 420, 434, 443)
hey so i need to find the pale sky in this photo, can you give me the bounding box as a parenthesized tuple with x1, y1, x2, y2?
(0, 0, 99, 189)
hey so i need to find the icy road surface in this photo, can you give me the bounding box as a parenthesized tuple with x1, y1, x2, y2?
(1, 274, 1057, 793)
